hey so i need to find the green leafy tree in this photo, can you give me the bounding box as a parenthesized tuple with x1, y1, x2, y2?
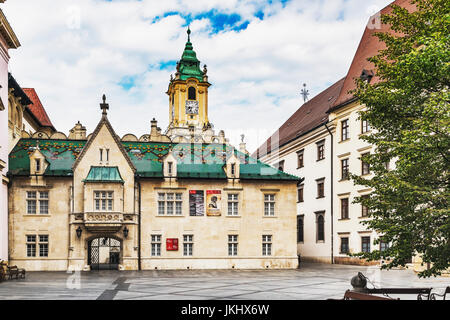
(351, 0, 450, 277)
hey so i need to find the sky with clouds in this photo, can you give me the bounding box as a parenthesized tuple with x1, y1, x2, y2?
(3, 0, 392, 153)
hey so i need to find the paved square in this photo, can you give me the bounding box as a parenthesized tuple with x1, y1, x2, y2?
(0, 263, 448, 300)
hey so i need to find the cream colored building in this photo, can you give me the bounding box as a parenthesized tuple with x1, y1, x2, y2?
(8, 30, 300, 271)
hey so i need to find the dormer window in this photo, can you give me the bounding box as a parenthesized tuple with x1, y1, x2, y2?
(168, 162, 173, 175)
(360, 69, 374, 83)
(231, 163, 236, 176)
(35, 159, 41, 172)
(188, 86, 196, 100)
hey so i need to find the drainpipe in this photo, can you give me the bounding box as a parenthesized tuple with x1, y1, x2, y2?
(325, 123, 334, 264)
(137, 179, 142, 271)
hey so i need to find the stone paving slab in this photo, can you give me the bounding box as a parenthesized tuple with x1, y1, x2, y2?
(0, 263, 448, 300)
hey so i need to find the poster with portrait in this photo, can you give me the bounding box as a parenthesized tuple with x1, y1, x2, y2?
(189, 190, 204, 216)
(206, 190, 221, 216)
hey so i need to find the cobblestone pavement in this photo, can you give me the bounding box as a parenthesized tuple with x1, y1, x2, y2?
(0, 263, 448, 300)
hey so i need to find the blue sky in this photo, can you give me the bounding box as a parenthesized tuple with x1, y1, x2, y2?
(3, 0, 393, 152)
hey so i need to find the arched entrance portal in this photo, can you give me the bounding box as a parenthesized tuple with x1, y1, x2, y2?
(88, 237, 121, 270)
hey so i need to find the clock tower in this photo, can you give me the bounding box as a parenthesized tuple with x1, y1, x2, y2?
(166, 28, 219, 143)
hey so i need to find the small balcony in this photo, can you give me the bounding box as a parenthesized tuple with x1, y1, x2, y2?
(84, 212, 123, 232)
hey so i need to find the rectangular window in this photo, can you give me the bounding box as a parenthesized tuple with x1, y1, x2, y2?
(39, 191, 49, 214)
(100, 149, 103, 161)
(231, 163, 236, 175)
(362, 119, 370, 133)
(380, 239, 389, 252)
(26, 191, 37, 214)
(151, 235, 161, 256)
(262, 235, 272, 256)
(106, 149, 110, 161)
(94, 191, 113, 212)
(361, 195, 370, 217)
(26, 235, 36, 257)
(297, 185, 304, 203)
(341, 159, 349, 180)
(183, 235, 193, 256)
(341, 198, 349, 219)
(317, 141, 325, 161)
(297, 216, 304, 243)
(341, 119, 349, 141)
(340, 237, 349, 254)
(264, 194, 275, 216)
(157, 192, 183, 215)
(361, 153, 370, 175)
(35, 159, 41, 172)
(227, 194, 239, 216)
(317, 179, 325, 198)
(362, 236, 371, 253)
(228, 235, 238, 256)
(168, 162, 173, 175)
(39, 235, 49, 257)
(297, 150, 304, 168)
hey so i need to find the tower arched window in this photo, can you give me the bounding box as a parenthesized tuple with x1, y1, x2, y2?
(188, 87, 196, 100)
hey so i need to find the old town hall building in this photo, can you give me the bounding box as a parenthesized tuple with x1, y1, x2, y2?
(7, 29, 300, 271)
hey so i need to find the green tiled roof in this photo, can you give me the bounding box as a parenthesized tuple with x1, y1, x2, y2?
(83, 166, 124, 183)
(9, 139, 300, 181)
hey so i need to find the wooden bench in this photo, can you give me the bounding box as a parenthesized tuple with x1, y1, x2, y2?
(366, 288, 432, 300)
(329, 290, 398, 300)
(431, 287, 450, 300)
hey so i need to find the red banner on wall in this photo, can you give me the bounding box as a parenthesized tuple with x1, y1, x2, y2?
(166, 238, 178, 251)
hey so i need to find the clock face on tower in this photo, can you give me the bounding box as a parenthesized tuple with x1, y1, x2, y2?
(185, 100, 199, 114)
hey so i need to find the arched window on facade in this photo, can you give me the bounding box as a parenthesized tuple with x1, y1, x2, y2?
(316, 212, 325, 242)
(188, 86, 196, 100)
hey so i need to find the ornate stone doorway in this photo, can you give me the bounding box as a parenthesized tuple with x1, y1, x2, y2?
(88, 237, 121, 270)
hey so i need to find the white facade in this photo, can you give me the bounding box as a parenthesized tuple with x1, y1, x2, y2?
(260, 125, 333, 263)
(329, 102, 379, 265)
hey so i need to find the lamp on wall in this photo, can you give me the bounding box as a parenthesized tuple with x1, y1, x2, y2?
(76, 226, 82, 238)
(123, 226, 129, 238)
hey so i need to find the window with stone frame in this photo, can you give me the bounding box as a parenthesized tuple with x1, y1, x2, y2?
(39, 235, 49, 257)
(264, 194, 275, 216)
(361, 119, 371, 133)
(228, 235, 238, 256)
(341, 119, 349, 141)
(340, 237, 349, 254)
(183, 235, 193, 256)
(27, 191, 49, 214)
(262, 235, 272, 256)
(341, 158, 349, 180)
(227, 194, 239, 216)
(380, 239, 390, 252)
(151, 235, 161, 256)
(361, 152, 370, 175)
(316, 213, 325, 242)
(297, 150, 304, 168)
(316, 178, 325, 198)
(317, 140, 325, 161)
(297, 184, 304, 203)
(26, 235, 36, 257)
(341, 198, 349, 219)
(361, 195, 370, 217)
(94, 191, 113, 211)
(362, 236, 371, 253)
(157, 192, 183, 215)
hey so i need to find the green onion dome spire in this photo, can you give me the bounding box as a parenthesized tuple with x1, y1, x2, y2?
(178, 26, 203, 81)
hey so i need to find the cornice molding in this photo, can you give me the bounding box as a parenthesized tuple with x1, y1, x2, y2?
(0, 9, 20, 49)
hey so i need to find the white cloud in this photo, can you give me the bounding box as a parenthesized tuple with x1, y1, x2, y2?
(3, 0, 393, 153)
